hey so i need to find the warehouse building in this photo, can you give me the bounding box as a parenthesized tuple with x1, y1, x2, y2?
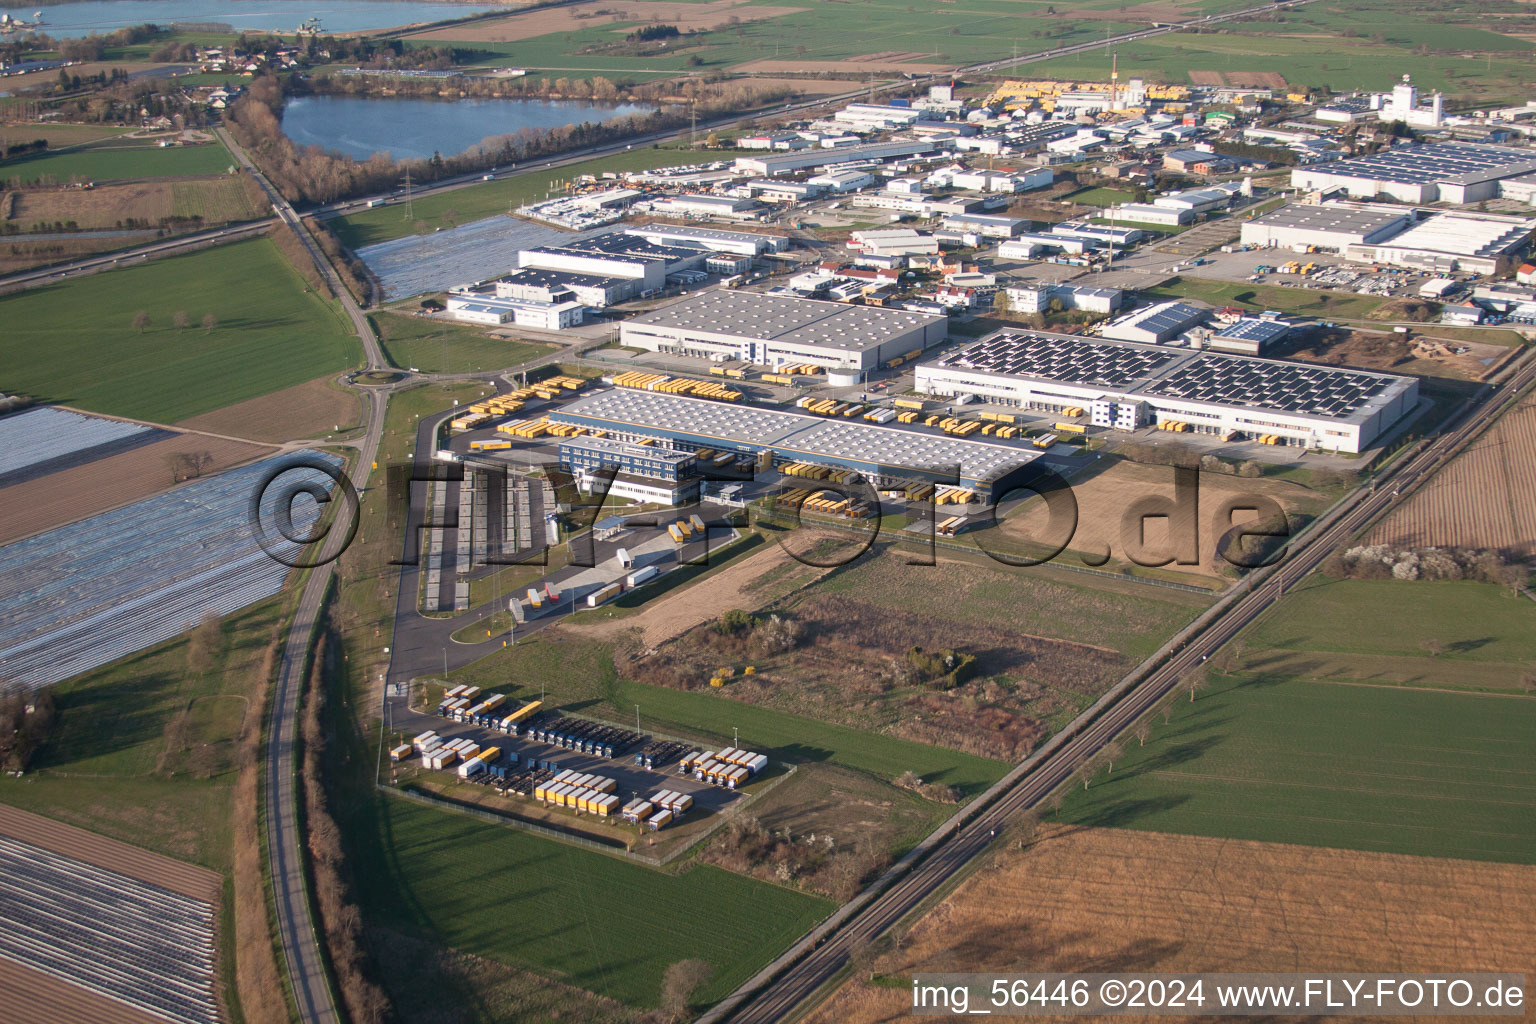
(517, 233, 711, 293)
(623, 224, 789, 256)
(1343, 210, 1536, 275)
(445, 293, 585, 329)
(941, 213, 1030, 239)
(548, 389, 1042, 499)
(495, 268, 630, 307)
(619, 290, 947, 372)
(1002, 280, 1123, 315)
(557, 435, 701, 505)
(914, 330, 1418, 453)
(1239, 201, 1417, 251)
(1100, 301, 1209, 343)
(1204, 317, 1289, 356)
(733, 139, 936, 176)
(848, 227, 941, 258)
(1105, 202, 1193, 227)
(647, 193, 762, 220)
(1291, 142, 1536, 204)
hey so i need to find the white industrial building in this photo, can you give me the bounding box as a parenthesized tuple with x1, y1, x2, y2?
(914, 330, 1419, 453)
(445, 293, 584, 329)
(623, 224, 788, 256)
(1375, 75, 1445, 128)
(1291, 142, 1536, 204)
(833, 103, 934, 130)
(1002, 280, 1123, 315)
(495, 268, 630, 308)
(1105, 202, 1193, 227)
(1240, 201, 1417, 251)
(646, 193, 761, 220)
(517, 233, 710, 293)
(733, 140, 936, 176)
(848, 227, 941, 258)
(808, 169, 875, 192)
(1343, 210, 1536, 275)
(619, 290, 947, 372)
(1100, 301, 1210, 344)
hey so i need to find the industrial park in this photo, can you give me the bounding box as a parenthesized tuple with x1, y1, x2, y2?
(2, 1, 1535, 1023)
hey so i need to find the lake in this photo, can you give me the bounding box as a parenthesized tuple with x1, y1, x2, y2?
(280, 95, 654, 162)
(22, 0, 500, 38)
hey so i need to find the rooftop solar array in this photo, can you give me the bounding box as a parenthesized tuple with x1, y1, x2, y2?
(0, 834, 218, 1024)
(1144, 353, 1396, 417)
(1322, 142, 1536, 186)
(554, 389, 1036, 482)
(936, 331, 1179, 388)
(497, 267, 615, 289)
(1213, 318, 1290, 344)
(626, 290, 944, 353)
(1115, 301, 1209, 337)
(0, 407, 151, 480)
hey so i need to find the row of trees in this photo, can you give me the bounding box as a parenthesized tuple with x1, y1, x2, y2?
(131, 310, 217, 334)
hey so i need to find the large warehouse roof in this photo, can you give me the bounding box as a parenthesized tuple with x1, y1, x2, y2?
(626, 290, 944, 353)
(1244, 202, 1412, 237)
(1372, 211, 1536, 258)
(1309, 142, 1536, 187)
(1143, 353, 1396, 418)
(552, 388, 1037, 482)
(933, 332, 1180, 389)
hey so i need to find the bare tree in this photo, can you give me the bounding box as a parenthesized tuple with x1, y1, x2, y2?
(173, 310, 190, 330)
(1004, 808, 1040, 851)
(202, 313, 217, 334)
(1133, 721, 1151, 747)
(132, 310, 150, 334)
(441, 207, 460, 229)
(1520, 672, 1536, 695)
(1101, 741, 1125, 774)
(186, 613, 224, 675)
(1045, 789, 1065, 818)
(1420, 638, 1446, 659)
(660, 959, 714, 1021)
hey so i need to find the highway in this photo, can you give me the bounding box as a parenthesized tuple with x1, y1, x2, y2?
(706, 350, 1536, 1024)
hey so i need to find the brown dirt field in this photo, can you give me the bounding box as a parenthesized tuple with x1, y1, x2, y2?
(409, 0, 803, 41)
(732, 57, 953, 75)
(1370, 391, 1536, 560)
(10, 177, 264, 231)
(0, 433, 274, 544)
(0, 802, 221, 902)
(1187, 69, 1225, 85)
(1226, 71, 1288, 89)
(1277, 327, 1502, 381)
(810, 825, 1536, 1024)
(0, 957, 169, 1024)
(1000, 459, 1326, 578)
(177, 375, 362, 442)
(564, 538, 830, 651)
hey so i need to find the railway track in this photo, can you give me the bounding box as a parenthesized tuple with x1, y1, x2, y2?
(709, 349, 1536, 1024)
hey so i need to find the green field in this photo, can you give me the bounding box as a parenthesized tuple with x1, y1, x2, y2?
(354, 794, 832, 1008)
(1146, 276, 1383, 320)
(1066, 186, 1136, 207)
(1056, 674, 1536, 864)
(1, 137, 235, 184)
(0, 596, 284, 871)
(454, 633, 1010, 796)
(0, 236, 360, 422)
(1237, 577, 1536, 692)
(330, 147, 716, 250)
(370, 311, 554, 373)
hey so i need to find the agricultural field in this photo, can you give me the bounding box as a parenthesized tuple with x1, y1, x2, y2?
(0, 233, 145, 275)
(352, 795, 832, 1009)
(1371, 391, 1536, 560)
(0, 432, 274, 545)
(0, 236, 360, 423)
(1053, 672, 1536, 863)
(0, 137, 236, 185)
(811, 825, 1536, 1024)
(175, 375, 362, 443)
(406, 0, 1147, 78)
(1015, 0, 1536, 101)
(5, 176, 267, 231)
(327, 147, 716, 250)
(370, 310, 555, 374)
(997, 457, 1331, 580)
(1242, 576, 1536, 691)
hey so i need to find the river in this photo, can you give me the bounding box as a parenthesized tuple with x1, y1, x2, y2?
(16, 0, 500, 38)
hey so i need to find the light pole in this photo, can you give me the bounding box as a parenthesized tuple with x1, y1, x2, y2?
(635, 704, 642, 733)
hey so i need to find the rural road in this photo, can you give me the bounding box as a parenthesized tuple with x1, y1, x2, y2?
(222, 124, 384, 1024)
(704, 349, 1536, 1024)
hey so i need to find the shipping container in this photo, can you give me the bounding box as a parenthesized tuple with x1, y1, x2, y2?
(627, 565, 660, 587)
(648, 809, 673, 831)
(389, 744, 413, 762)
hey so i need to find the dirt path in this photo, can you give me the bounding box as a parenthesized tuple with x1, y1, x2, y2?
(565, 540, 826, 652)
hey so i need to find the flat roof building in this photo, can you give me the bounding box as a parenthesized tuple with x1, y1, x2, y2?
(915, 330, 1418, 453)
(1239, 201, 1417, 251)
(733, 140, 936, 176)
(548, 388, 1041, 497)
(495, 267, 631, 307)
(1100, 301, 1210, 344)
(619, 290, 947, 372)
(624, 223, 787, 255)
(518, 232, 710, 291)
(1291, 142, 1536, 204)
(1343, 210, 1536, 275)
(1206, 317, 1289, 356)
(445, 294, 584, 330)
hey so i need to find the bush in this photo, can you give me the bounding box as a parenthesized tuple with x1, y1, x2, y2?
(0, 684, 56, 772)
(712, 608, 758, 636)
(904, 645, 977, 690)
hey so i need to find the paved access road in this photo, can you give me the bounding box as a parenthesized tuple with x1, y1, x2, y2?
(705, 350, 1536, 1024)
